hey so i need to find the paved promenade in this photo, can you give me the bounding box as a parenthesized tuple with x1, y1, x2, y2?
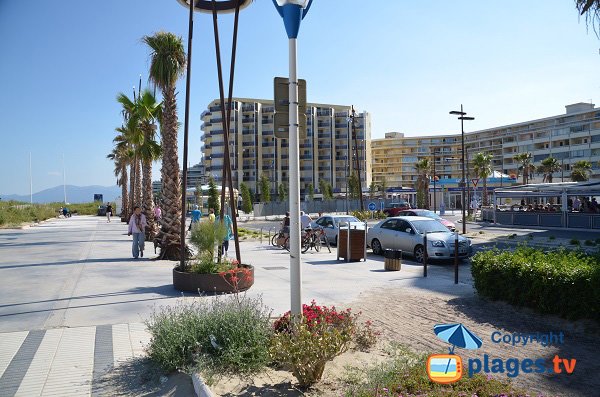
(0, 215, 472, 396)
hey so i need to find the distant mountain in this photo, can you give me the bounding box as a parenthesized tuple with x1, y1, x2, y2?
(1, 185, 121, 204)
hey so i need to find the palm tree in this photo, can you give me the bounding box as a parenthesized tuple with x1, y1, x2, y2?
(144, 32, 186, 260)
(414, 158, 430, 209)
(472, 152, 493, 206)
(136, 90, 162, 240)
(571, 160, 593, 182)
(117, 93, 143, 212)
(539, 157, 561, 183)
(513, 152, 534, 185)
(107, 145, 129, 221)
(575, 0, 600, 34)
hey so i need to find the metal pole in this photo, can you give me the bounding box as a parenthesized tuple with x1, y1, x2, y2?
(454, 230, 459, 284)
(423, 233, 428, 277)
(180, 0, 194, 267)
(461, 105, 466, 234)
(351, 106, 364, 211)
(288, 37, 302, 317)
(62, 153, 67, 204)
(433, 149, 436, 213)
(29, 152, 32, 204)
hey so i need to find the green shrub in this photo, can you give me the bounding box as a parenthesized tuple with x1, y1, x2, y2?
(353, 320, 379, 352)
(145, 296, 272, 378)
(471, 247, 600, 321)
(189, 220, 226, 260)
(570, 239, 580, 245)
(585, 240, 596, 246)
(270, 301, 357, 387)
(548, 235, 556, 240)
(341, 343, 526, 397)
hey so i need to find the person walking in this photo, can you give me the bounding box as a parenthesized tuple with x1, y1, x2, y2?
(189, 204, 202, 231)
(300, 211, 312, 229)
(154, 204, 162, 222)
(216, 213, 233, 257)
(208, 208, 216, 222)
(128, 206, 147, 259)
(106, 203, 113, 223)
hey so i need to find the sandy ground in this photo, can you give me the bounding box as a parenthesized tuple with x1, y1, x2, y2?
(211, 280, 600, 397)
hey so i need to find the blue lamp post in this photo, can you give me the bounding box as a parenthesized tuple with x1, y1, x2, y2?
(272, 0, 313, 317)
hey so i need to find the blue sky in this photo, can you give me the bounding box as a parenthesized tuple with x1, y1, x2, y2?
(1, 0, 599, 195)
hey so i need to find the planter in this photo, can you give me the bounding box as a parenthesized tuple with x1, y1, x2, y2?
(173, 264, 254, 293)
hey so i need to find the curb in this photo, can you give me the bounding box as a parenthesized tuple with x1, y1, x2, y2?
(192, 373, 214, 397)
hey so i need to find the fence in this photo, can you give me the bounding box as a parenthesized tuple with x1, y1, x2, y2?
(252, 198, 404, 217)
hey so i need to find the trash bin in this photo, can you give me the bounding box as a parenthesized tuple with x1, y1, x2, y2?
(338, 228, 366, 261)
(384, 249, 401, 271)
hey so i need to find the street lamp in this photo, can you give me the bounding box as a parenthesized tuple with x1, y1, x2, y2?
(273, 0, 313, 317)
(450, 105, 474, 234)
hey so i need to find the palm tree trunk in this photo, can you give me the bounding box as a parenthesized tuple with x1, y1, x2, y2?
(142, 157, 156, 241)
(129, 163, 135, 215)
(483, 177, 488, 206)
(157, 86, 182, 259)
(121, 166, 129, 221)
(134, 156, 142, 208)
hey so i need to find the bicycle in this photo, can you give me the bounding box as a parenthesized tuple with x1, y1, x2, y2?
(301, 227, 331, 253)
(272, 229, 290, 250)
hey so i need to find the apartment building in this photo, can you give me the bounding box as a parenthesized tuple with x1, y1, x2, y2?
(201, 98, 372, 199)
(372, 103, 600, 207)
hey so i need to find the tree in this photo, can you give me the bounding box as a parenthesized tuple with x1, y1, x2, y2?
(472, 152, 493, 206)
(514, 152, 534, 185)
(107, 145, 129, 221)
(539, 157, 561, 183)
(325, 183, 334, 200)
(571, 160, 592, 181)
(307, 183, 314, 201)
(348, 173, 360, 199)
(368, 181, 378, 198)
(144, 31, 186, 259)
(240, 182, 252, 213)
(259, 173, 270, 202)
(278, 183, 287, 202)
(575, 0, 600, 35)
(380, 176, 387, 198)
(207, 176, 220, 215)
(116, 93, 142, 214)
(414, 158, 430, 209)
(194, 182, 202, 206)
(319, 179, 327, 197)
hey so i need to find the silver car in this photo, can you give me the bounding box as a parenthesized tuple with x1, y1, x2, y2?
(311, 215, 365, 246)
(367, 216, 472, 262)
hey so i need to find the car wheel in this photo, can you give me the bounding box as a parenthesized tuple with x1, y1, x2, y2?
(371, 239, 383, 255)
(414, 245, 424, 263)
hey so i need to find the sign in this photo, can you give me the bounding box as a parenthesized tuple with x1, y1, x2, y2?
(368, 202, 376, 211)
(274, 77, 307, 139)
(471, 178, 479, 187)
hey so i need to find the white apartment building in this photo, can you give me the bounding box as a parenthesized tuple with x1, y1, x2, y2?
(201, 98, 372, 199)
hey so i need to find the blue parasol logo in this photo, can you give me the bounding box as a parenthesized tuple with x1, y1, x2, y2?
(433, 323, 483, 354)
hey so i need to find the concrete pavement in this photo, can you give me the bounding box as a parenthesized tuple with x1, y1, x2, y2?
(0, 215, 475, 396)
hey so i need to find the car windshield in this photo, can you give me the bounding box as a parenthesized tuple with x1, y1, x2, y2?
(335, 216, 360, 224)
(417, 210, 441, 220)
(411, 220, 449, 234)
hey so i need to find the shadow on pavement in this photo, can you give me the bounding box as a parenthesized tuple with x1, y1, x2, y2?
(222, 381, 304, 397)
(0, 257, 171, 270)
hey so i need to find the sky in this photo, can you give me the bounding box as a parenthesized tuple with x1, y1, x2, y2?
(1, 0, 599, 195)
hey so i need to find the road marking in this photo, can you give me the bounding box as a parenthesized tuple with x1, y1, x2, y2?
(91, 325, 113, 397)
(0, 330, 45, 396)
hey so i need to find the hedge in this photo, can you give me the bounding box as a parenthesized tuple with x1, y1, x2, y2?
(471, 246, 600, 321)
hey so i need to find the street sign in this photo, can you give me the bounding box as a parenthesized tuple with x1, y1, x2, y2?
(368, 202, 376, 211)
(274, 77, 307, 139)
(471, 178, 479, 187)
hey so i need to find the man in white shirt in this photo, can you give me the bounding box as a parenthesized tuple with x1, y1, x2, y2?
(300, 211, 312, 229)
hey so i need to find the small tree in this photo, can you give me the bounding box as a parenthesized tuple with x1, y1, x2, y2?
(278, 183, 288, 202)
(348, 173, 360, 199)
(259, 173, 270, 202)
(318, 179, 327, 197)
(540, 156, 561, 183)
(194, 182, 201, 205)
(240, 182, 252, 213)
(249, 189, 255, 204)
(368, 181, 378, 198)
(380, 176, 387, 198)
(325, 183, 333, 201)
(207, 176, 220, 215)
(571, 160, 592, 181)
(307, 183, 314, 201)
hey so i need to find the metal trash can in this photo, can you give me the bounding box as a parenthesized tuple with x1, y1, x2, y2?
(384, 249, 401, 271)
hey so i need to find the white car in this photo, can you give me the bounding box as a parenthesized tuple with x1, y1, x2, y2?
(311, 215, 366, 246)
(367, 216, 472, 262)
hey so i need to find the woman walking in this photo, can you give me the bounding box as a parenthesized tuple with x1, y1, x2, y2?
(106, 203, 113, 223)
(128, 206, 147, 258)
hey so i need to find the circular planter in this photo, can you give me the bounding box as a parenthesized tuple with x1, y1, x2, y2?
(173, 264, 254, 293)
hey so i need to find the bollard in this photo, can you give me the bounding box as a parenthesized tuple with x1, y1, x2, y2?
(423, 233, 428, 277)
(454, 230, 459, 284)
(263, 228, 266, 245)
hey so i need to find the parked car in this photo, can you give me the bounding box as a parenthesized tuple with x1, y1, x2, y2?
(97, 205, 107, 216)
(396, 209, 456, 231)
(383, 200, 411, 217)
(367, 216, 472, 263)
(311, 215, 365, 246)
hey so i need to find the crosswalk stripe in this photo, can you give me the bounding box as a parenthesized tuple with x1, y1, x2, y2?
(0, 330, 45, 397)
(91, 325, 113, 397)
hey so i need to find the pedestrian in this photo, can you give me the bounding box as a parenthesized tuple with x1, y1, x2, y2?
(300, 211, 312, 229)
(208, 208, 216, 222)
(281, 211, 290, 236)
(154, 205, 162, 222)
(62, 207, 69, 218)
(106, 202, 113, 223)
(216, 213, 233, 257)
(128, 206, 147, 259)
(189, 204, 202, 231)
(573, 197, 581, 212)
